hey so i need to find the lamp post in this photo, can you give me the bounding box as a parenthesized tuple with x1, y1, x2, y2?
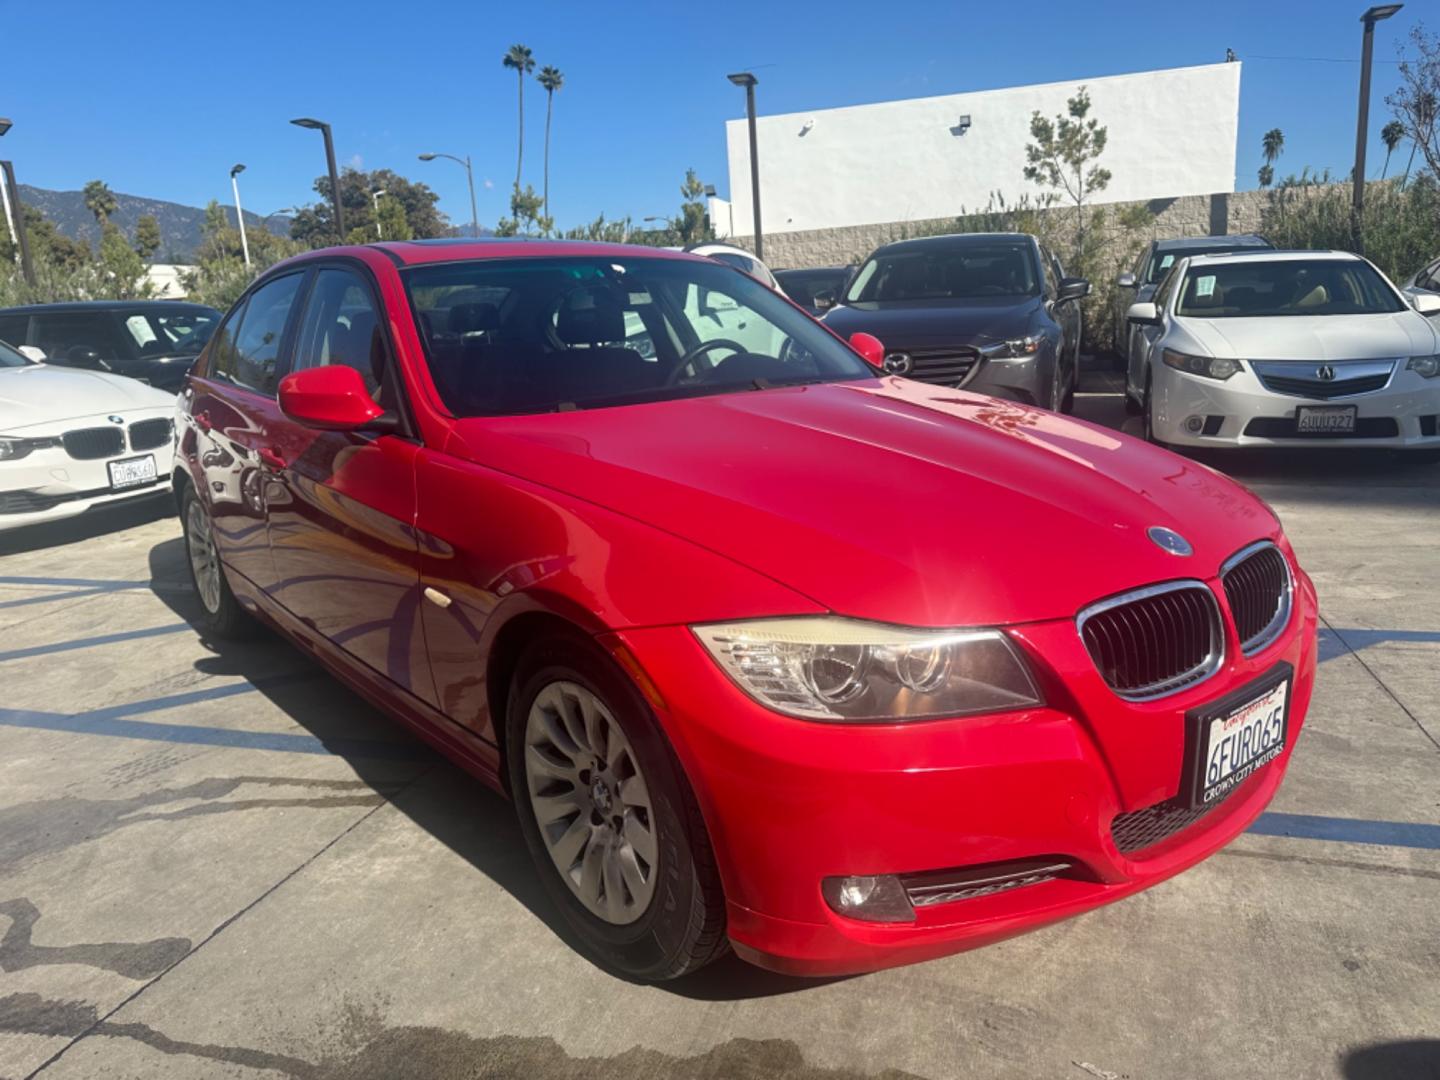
(229, 163, 251, 267)
(727, 72, 763, 260)
(371, 189, 387, 239)
(0, 117, 35, 286)
(1352, 4, 1403, 249)
(419, 152, 479, 238)
(291, 117, 346, 240)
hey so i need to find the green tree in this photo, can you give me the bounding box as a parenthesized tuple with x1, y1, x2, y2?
(1023, 87, 1110, 261)
(1380, 119, 1406, 180)
(537, 65, 564, 221)
(290, 168, 446, 246)
(561, 213, 632, 243)
(503, 44, 536, 192)
(1258, 128, 1284, 187)
(82, 180, 119, 228)
(495, 184, 550, 237)
(134, 214, 162, 260)
(184, 199, 305, 308)
(1386, 25, 1440, 184)
(674, 168, 713, 245)
(98, 226, 155, 299)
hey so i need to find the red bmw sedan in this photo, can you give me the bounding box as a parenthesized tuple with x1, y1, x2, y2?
(174, 240, 1317, 980)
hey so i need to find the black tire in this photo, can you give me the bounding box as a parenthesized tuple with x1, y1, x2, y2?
(506, 631, 728, 981)
(178, 483, 257, 638)
(1142, 369, 1170, 448)
(1123, 392, 1143, 417)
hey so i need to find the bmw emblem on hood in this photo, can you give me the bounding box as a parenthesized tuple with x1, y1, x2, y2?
(1147, 526, 1193, 557)
(108, 415, 125, 424)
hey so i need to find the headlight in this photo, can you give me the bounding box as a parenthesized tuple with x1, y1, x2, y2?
(1407, 354, 1440, 378)
(0, 437, 32, 461)
(981, 335, 1043, 360)
(1162, 349, 1240, 381)
(692, 617, 1043, 722)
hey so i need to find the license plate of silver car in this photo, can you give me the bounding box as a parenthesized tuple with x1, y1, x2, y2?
(1296, 405, 1357, 434)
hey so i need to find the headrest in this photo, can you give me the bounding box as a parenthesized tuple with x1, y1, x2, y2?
(449, 302, 499, 335)
(555, 287, 625, 346)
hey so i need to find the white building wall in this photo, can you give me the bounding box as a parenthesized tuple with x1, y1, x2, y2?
(722, 63, 1240, 237)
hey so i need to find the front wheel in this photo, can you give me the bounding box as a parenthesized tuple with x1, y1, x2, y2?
(1142, 369, 1169, 448)
(506, 632, 728, 981)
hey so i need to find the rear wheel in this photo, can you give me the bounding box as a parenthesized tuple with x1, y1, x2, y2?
(507, 631, 728, 981)
(179, 484, 256, 638)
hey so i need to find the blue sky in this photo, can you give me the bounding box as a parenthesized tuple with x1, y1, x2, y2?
(1, 0, 1426, 232)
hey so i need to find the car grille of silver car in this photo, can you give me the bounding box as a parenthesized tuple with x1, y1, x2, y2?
(1221, 541, 1293, 656)
(128, 418, 173, 452)
(61, 427, 126, 460)
(1251, 359, 1395, 400)
(892, 346, 981, 387)
(1077, 581, 1224, 701)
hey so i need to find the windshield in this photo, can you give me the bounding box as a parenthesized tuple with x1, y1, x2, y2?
(1146, 245, 1263, 284)
(0, 339, 31, 368)
(403, 256, 873, 415)
(776, 269, 850, 308)
(122, 310, 219, 356)
(845, 242, 1039, 303)
(1176, 259, 1407, 318)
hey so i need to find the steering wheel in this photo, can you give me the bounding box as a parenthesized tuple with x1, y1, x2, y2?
(664, 338, 747, 387)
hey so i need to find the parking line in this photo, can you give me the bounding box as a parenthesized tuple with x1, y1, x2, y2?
(0, 622, 191, 663)
(1248, 812, 1440, 851)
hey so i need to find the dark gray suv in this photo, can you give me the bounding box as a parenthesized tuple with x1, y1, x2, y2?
(820, 233, 1089, 412)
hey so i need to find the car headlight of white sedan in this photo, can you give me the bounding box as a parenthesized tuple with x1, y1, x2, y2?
(1406, 355, 1440, 378)
(1162, 349, 1242, 381)
(0, 435, 59, 461)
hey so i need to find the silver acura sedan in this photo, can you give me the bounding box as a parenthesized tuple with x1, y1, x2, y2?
(1125, 250, 1440, 461)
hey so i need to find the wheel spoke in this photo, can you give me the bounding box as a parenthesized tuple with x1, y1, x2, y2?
(617, 773, 651, 813)
(579, 835, 605, 902)
(558, 687, 591, 754)
(581, 694, 608, 764)
(525, 743, 577, 783)
(602, 848, 627, 920)
(548, 815, 591, 870)
(617, 845, 648, 900)
(622, 812, 657, 865)
(530, 788, 581, 826)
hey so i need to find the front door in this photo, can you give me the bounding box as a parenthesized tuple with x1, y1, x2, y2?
(261, 264, 435, 705)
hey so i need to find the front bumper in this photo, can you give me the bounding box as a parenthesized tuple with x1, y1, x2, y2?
(609, 569, 1318, 976)
(0, 444, 175, 532)
(1152, 364, 1440, 448)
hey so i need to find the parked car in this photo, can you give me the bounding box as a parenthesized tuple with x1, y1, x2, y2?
(1400, 253, 1440, 310)
(820, 233, 1088, 412)
(0, 300, 221, 392)
(1126, 249, 1440, 459)
(775, 266, 853, 315)
(1114, 234, 1271, 365)
(684, 242, 784, 292)
(176, 239, 1316, 980)
(0, 336, 175, 531)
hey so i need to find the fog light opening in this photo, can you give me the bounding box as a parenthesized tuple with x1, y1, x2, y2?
(1184, 415, 1205, 434)
(821, 874, 915, 923)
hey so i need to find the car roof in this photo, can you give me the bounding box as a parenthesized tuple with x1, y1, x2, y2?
(1153, 234, 1270, 252)
(0, 300, 220, 315)
(269, 238, 703, 273)
(1183, 249, 1361, 266)
(775, 266, 851, 276)
(869, 232, 1037, 257)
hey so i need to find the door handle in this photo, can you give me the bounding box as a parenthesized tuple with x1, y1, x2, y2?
(258, 446, 287, 470)
(194, 410, 212, 433)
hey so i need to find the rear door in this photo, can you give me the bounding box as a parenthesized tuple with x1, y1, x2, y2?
(261, 262, 434, 704)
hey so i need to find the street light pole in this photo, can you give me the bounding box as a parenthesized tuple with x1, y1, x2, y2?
(419, 152, 479, 238)
(371, 189, 386, 239)
(291, 117, 347, 241)
(230, 164, 251, 268)
(727, 72, 763, 261)
(0, 117, 34, 286)
(1352, 4, 1403, 250)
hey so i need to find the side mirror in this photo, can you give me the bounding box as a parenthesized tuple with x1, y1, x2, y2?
(1057, 277, 1091, 304)
(812, 290, 837, 312)
(1116, 271, 1137, 289)
(278, 365, 386, 432)
(17, 345, 46, 363)
(848, 332, 885, 369)
(1412, 292, 1440, 317)
(1126, 301, 1162, 326)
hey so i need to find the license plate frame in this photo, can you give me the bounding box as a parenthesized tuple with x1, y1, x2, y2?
(1182, 662, 1293, 809)
(107, 454, 157, 491)
(1295, 405, 1357, 435)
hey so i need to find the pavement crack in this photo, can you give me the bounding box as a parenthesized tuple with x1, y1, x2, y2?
(1319, 613, 1440, 754)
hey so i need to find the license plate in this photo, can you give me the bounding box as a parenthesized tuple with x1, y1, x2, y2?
(1185, 666, 1291, 807)
(108, 454, 157, 490)
(1296, 405, 1356, 434)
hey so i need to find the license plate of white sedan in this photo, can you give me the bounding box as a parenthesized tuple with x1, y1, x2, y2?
(1186, 666, 1291, 808)
(108, 454, 157, 490)
(1296, 405, 1357, 434)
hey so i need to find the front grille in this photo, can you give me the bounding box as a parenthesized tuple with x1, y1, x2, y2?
(61, 427, 125, 460)
(1221, 542, 1292, 655)
(1243, 416, 1399, 439)
(1111, 794, 1231, 855)
(128, 417, 172, 451)
(1078, 581, 1223, 700)
(1252, 360, 1395, 400)
(0, 490, 69, 514)
(889, 346, 980, 387)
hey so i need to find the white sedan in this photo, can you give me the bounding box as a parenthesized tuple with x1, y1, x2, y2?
(1126, 250, 1440, 460)
(1, 338, 176, 531)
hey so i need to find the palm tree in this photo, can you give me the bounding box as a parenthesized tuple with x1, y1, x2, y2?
(502, 44, 535, 192)
(1380, 120, 1405, 179)
(1258, 164, 1274, 188)
(82, 180, 118, 228)
(537, 66, 564, 221)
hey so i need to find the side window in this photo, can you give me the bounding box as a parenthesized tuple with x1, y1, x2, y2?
(30, 315, 121, 366)
(292, 268, 390, 397)
(0, 315, 28, 349)
(228, 274, 303, 395)
(207, 300, 247, 381)
(1038, 247, 1059, 298)
(1423, 260, 1440, 292)
(1154, 264, 1180, 313)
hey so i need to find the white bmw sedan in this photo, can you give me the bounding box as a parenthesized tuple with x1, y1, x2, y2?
(1, 337, 176, 531)
(1126, 250, 1440, 460)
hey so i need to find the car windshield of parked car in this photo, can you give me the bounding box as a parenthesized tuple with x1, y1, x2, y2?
(123, 310, 219, 356)
(845, 243, 1039, 303)
(403, 256, 874, 415)
(0, 339, 31, 368)
(1147, 244, 1261, 284)
(776, 269, 850, 308)
(1176, 259, 1407, 318)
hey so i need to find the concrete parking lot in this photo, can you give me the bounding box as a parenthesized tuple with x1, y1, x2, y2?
(2, 369, 1438, 1080)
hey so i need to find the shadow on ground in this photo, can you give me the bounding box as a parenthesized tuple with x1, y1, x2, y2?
(1342, 1039, 1440, 1080)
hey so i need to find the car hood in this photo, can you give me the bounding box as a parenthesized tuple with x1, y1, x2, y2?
(0, 364, 176, 432)
(1179, 311, 1439, 360)
(448, 379, 1277, 626)
(822, 297, 1042, 347)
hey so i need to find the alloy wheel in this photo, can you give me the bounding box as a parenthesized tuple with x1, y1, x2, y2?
(185, 500, 222, 614)
(523, 680, 658, 925)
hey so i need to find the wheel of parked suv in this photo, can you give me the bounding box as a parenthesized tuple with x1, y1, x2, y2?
(179, 483, 256, 638)
(506, 631, 728, 981)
